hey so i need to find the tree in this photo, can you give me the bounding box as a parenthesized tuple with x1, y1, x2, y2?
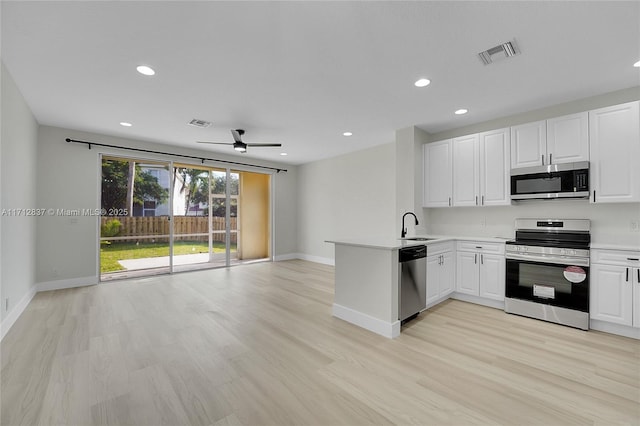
(101, 160, 169, 214)
(174, 168, 209, 216)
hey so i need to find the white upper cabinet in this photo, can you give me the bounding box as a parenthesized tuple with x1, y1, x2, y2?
(510, 120, 546, 169)
(589, 101, 640, 204)
(452, 134, 479, 207)
(451, 129, 510, 207)
(546, 112, 589, 164)
(511, 113, 589, 169)
(423, 139, 453, 207)
(479, 128, 511, 206)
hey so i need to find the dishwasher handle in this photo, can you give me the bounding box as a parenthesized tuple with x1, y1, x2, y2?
(399, 245, 427, 262)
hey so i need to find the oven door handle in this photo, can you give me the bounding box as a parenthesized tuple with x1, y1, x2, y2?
(506, 253, 590, 267)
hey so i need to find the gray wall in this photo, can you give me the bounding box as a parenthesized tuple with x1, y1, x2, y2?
(35, 125, 298, 284)
(1, 63, 39, 324)
(296, 142, 396, 263)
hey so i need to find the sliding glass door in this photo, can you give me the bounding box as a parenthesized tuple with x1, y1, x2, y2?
(171, 165, 212, 272)
(210, 169, 239, 265)
(100, 156, 271, 280)
(100, 157, 171, 280)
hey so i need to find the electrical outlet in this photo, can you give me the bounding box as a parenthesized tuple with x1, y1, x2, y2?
(631, 221, 640, 232)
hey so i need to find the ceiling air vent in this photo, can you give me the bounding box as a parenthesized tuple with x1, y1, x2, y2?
(478, 41, 518, 65)
(188, 119, 212, 128)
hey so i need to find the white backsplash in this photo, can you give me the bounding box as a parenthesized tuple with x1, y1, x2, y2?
(425, 201, 640, 247)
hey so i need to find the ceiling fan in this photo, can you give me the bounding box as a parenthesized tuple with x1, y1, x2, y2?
(197, 129, 282, 153)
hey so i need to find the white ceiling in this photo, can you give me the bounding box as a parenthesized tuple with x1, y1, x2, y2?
(2, 1, 639, 165)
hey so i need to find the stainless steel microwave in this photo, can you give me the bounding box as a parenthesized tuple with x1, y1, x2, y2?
(510, 161, 589, 200)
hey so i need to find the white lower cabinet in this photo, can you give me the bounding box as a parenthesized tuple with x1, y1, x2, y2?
(456, 241, 505, 302)
(426, 242, 455, 306)
(590, 249, 640, 327)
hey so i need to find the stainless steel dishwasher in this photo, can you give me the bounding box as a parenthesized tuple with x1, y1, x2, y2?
(398, 245, 427, 323)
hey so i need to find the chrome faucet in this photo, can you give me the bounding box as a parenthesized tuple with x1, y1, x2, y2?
(401, 212, 419, 238)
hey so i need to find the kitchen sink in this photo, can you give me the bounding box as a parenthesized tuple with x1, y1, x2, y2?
(402, 237, 437, 241)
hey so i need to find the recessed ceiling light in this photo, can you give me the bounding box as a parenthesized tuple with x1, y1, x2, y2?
(136, 65, 155, 76)
(634, 60, 640, 68)
(343, 132, 353, 137)
(414, 78, 431, 87)
(120, 122, 133, 127)
(455, 109, 468, 115)
(280, 152, 288, 156)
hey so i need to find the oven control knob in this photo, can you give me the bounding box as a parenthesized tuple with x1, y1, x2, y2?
(568, 249, 576, 256)
(560, 249, 567, 255)
(522, 246, 528, 252)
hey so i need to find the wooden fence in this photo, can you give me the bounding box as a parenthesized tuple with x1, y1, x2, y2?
(101, 216, 237, 243)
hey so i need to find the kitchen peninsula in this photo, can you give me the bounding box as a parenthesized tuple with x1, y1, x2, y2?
(327, 236, 509, 338)
(326, 237, 429, 338)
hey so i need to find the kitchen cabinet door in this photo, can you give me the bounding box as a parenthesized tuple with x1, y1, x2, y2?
(426, 254, 441, 305)
(479, 253, 505, 301)
(546, 112, 589, 164)
(510, 121, 546, 169)
(634, 268, 640, 328)
(423, 140, 453, 207)
(479, 128, 510, 206)
(589, 101, 640, 204)
(456, 251, 479, 296)
(440, 251, 455, 296)
(452, 134, 479, 206)
(590, 264, 632, 326)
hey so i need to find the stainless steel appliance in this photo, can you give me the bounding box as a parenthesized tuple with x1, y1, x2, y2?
(505, 219, 590, 330)
(399, 245, 427, 323)
(510, 161, 589, 200)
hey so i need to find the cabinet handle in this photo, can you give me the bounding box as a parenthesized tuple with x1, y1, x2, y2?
(549, 153, 552, 164)
(627, 258, 639, 261)
(626, 268, 630, 282)
(481, 195, 485, 205)
(481, 254, 484, 265)
(593, 190, 596, 203)
(449, 197, 451, 207)
(541, 154, 545, 165)
(637, 268, 639, 282)
(475, 196, 478, 205)
(440, 255, 444, 265)
(475, 254, 478, 264)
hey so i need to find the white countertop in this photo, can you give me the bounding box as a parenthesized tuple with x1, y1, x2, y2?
(326, 235, 509, 250)
(590, 243, 640, 252)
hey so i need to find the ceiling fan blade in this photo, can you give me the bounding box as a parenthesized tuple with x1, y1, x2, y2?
(245, 143, 282, 147)
(196, 141, 233, 145)
(231, 129, 243, 143)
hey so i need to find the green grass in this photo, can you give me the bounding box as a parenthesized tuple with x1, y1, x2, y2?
(100, 240, 236, 273)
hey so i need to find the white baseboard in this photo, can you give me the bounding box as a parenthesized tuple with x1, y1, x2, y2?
(590, 319, 640, 339)
(36, 275, 98, 292)
(274, 253, 299, 261)
(1, 286, 36, 341)
(274, 253, 335, 266)
(332, 303, 400, 338)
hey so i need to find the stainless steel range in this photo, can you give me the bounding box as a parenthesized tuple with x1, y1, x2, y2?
(505, 219, 590, 330)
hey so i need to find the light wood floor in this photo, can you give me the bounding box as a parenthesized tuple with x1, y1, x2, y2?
(2, 260, 639, 425)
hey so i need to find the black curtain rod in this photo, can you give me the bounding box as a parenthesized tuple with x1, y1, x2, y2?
(65, 138, 287, 173)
